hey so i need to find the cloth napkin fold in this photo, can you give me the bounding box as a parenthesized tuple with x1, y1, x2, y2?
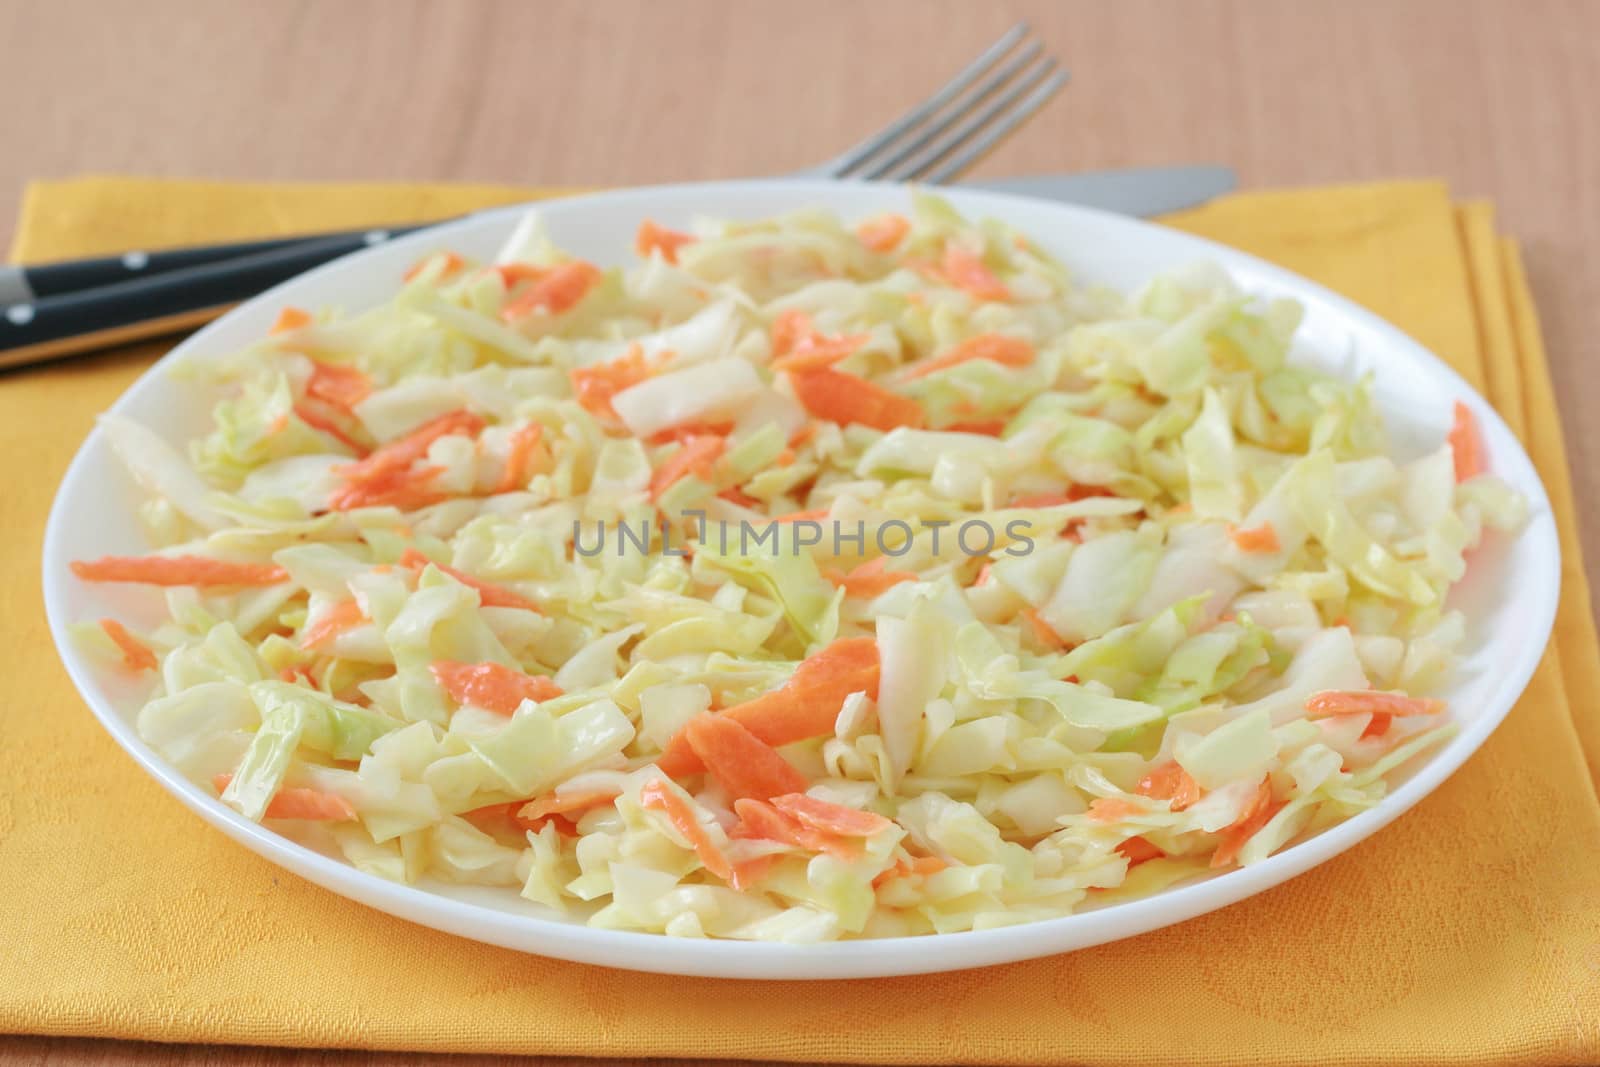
(3, 176, 1598, 1066)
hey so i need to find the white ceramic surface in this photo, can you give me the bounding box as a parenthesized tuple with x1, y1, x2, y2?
(42, 180, 1560, 979)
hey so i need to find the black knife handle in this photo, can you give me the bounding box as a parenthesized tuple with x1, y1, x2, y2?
(0, 231, 425, 370)
(0, 222, 437, 305)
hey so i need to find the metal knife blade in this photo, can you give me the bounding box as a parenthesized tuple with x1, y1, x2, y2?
(961, 165, 1236, 217)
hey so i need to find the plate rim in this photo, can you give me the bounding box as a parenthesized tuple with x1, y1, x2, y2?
(41, 177, 1562, 980)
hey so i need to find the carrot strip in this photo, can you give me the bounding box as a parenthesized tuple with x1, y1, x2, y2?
(1360, 713, 1394, 739)
(1116, 835, 1165, 867)
(99, 618, 156, 671)
(787, 423, 818, 448)
(639, 780, 732, 879)
(636, 220, 695, 264)
(398, 548, 540, 611)
(496, 424, 544, 493)
(1022, 607, 1072, 651)
(212, 774, 356, 821)
(1135, 761, 1201, 812)
(1304, 691, 1446, 718)
(648, 420, 735, 445)
(294, 401, 369, 455)
(788, 367, 925, 432)
(1009, 485, 1117, 508)
(337, 409, 485, 486)
(569, 343, 656, 421)
(943, 418, 1008, 436)
(856, 213, 911, 253)
(939, 246, 1010, 302)
(72, 555, 287, 587)
(516, 788, 619, 823)
(1087, 797, 1143, 823)
(300, 600, 366, 651)
(1210, 777, 1282, 868)
(500, 261, 602, 321)
(1229, 522, 1281, 553)
(718, 486, 762, 509)
(305, 360, 373, 412)
(729, 798, 862, 861)
(902, 333, 1035, 380)
(729, 855, 778, 891)
(328, 465, 448, 511)
(403, 251, 465, 283)
(270, 307, 312, 335)
(431, 659, 563, 715)
(658, 636, 880, 777)
(649, 434, 726, 501)
(824, 555, 918, 598)
(770, 793, 891, 837)
(684, 714, 810, 801)
(1449, 400, 1486, 481)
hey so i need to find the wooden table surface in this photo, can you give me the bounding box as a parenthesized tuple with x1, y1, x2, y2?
(3, 0, 1597, 1064)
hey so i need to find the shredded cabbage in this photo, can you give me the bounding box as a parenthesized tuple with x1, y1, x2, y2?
(76, 195, 1527, 941)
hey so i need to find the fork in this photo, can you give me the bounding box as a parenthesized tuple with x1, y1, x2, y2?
(0, 23, 1067, 369)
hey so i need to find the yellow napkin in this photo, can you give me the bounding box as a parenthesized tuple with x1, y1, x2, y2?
(4, 176, 1599, 1064)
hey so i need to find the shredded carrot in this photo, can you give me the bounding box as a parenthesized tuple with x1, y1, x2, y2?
(824, 555, 918, 598)
(729, 855, 778, 891)
(277, 664, 315, 685)
(1116, 835, 1165, 867)
(1135, 761, 1201, 811)
(1228, 522, 1281, 553)
(787, 423, 818, 448)
(212, 773, 357, 821)
(293, 401, 368, 455)
(1087, 797, 1143, 823)
(1210, 777, 1281, 868)
(648, 420, 735, 445)
(1009, 485, 1117, 508)
(649, 434, 726, 501)
(403, 251, 465, 283)
(336, 409, 485, 488)
(1304, 690, 1446, 718)
(972, 562, 993, 587)
(683, 714, 810, 801)
(516, 789, 619, 824)
(430, 659, 563, 715)
(856, 213, 911, 253)
(398, 548, 540, 611)
(72, 555, 288, 587)
(99, 618, 156, 671)
(635, 220, 695, 264)
(500, 260, 602, 321)
(328, 464, 448, 511)
(1448, 400, 1485, 481)
(639, 779, 732, 879)
(717, 486, 762, 509)
(943, 418, 1008, 436)
(658, 636, 880, 777)
(774, 448, 796, 466)
(300, 600, 366, 651)
(939, 246, 1011, 302)
(729, 798, 861, 861)
(305, 360, 372, 413)
(270, 307, 312, 335)
(788, 367, 925, 432)
(1022, 607, 1071, 650)
(902, 334, 1035, 380)
(569, 343, 656, 421)
(1360, 713, 1393, 739)
(496, 423, 544, 493)
(771, 793, 891, 837)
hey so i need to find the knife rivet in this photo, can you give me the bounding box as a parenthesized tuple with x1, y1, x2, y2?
(6, 304, 35, 325)
(122, 251, 149, 270)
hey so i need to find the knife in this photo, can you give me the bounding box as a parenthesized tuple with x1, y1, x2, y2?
(0, 165, 1236, 370)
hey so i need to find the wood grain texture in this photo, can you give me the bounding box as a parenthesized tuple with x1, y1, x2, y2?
(1, 0, 1596, 1063)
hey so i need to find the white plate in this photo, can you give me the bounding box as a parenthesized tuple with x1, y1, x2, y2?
(42, 180, 1560, 979)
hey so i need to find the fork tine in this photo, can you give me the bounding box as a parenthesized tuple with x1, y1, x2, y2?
(853, 40, 1044, 181)
(812, 22, 1031, 178)
(891, 62, 1068, 184)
